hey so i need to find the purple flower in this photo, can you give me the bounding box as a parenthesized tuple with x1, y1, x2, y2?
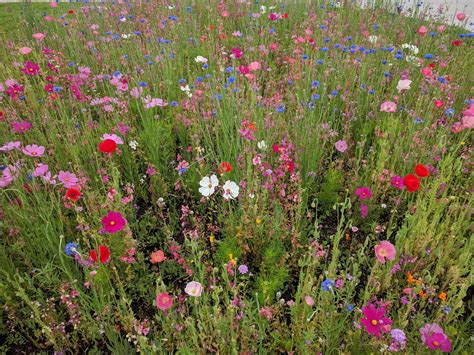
(238, 264, 248, 274)
(360, 204, 368, 219)
(58, 171, 78, 188)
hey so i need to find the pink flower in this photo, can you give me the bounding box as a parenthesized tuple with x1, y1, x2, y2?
(304, 295, 315, 307)
(22, 144, 45, 157)
(19, 47, 32, 55)
(461, 115, 474, 129)
(355, 187, 372, 200)
(335, 140, 348, 152)
(0, 141, 21, 152)
(380, 101, 397, 113)
(12, 121, 32, 133)
(390, 175, 404, 190)
(101, 133, 124, 145)
(156, 292, 173, 311)
(420, 324, 451, 352)
(58, 171, 78, 188)
(32, 33, 45, 41)
(184, 281, 203, 297)
(151, 250, 166, 264)
(360, 303, 392, 337)
(417, 26, 428, 36)
(249, 61, 262, 71)
(396, 79, 412, 92)
(101, 211, 127, 234)
(421, 67, 432, 78)
(360, 204, 368, 219)
(375, 241, 396, 264)
(33, 164, 49, 177)
(456, 12, 466, 21)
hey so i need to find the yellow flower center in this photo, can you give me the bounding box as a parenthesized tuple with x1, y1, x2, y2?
(371, 320, 378, 326)
(32, 152, 37, 155)
(110, 221, 115, 226)
(433, 341, 439, 347)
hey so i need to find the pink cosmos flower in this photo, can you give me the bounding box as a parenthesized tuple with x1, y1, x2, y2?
(19, 47, 32, 55)
(33, 164, 49, 177)
(461, 115, 474, 129)
(355, 187, 372, 200)
(58, 171, 78, 188)
(375, 241, 396, 264)
(360, 303, 392, 337)
(184, 281, 203, 297)
(0, 141, 21, 152)
(390, 175, 404, 190)
(421, 67, 432, 77)
(335, 140, 348, 152)
(156, 292, 173, 311)
(101, 133, 124, 145)
(380, 101, 397, 113)
(21, 61, 40, 76)
(22, 144, 45, 157)
(420, 323, 451, 352)
(101, 211, 127, 233)
(12, 121, 32, 134)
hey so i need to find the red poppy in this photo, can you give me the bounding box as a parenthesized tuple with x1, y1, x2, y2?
(0, 111, 4, 121)
(414, 164, 430, 178)
(434, 100, 444, 108)
(287, 161, 295, 172)
(451, 40, 462, 46)
(99, 139, 117, 153)
(68, 10, 74, 14)
(90, 245, 110, 263)
(65, 187, 81, 201)
(403, 174, 421, 192)
(428, 63, 436, 68)
(218, 161, 232, 174)
(281, 13, 289, 19)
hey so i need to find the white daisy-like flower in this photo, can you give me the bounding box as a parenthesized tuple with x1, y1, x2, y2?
(368, 35, 378, 44)
(199, 174, 219, 197)
(257, 140, 267, 151)
(222, 180, 239, 200)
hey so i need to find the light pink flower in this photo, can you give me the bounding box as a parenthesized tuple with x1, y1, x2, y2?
(101, 133, 124, 145)
(380, 101, 397, 113)
(58, 171, 78, 188)
(417, 26, 428, 36)
(33, 164, 49, 177)
(396, 79, 412, 92)
(304, 295, 314, 307)
(19, 47, 32, 55)
(375, 241, 396, 264)
(0, 141, 21, 152)
(32, 33, 45, 41)
(185, 281, 203, 297)
(249, 61, 262, 71)
(22, 144, 45, 157)
(335, 140, 348, 152)
(456, 12, 466, 21)
(461, 116, 474, 129)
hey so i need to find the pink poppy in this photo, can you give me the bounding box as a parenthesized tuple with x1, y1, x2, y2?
(417, 26, 428, 36)
(22, 144, 45, 157)
(156, 292, 173, 311)
(101, 133, 124, 145)
(461, 115, 474, 129)
(456, 12, 466, 21)
(380, 101, 397, 113)
(421, 67, 432, 77)
(335, 140, 348, 152)
(101, 211, 127, 233)
(375, 241, 396, 264)
(184, 281, 203, 297)
(249, 61, 262, 71)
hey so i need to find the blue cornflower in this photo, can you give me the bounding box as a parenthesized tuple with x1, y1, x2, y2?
(346, 304, 354, 312)
(276, 105, 285, 113)
(65, 242, 78, 256)
(229, 76, 236, 84)
(322, 278, 335, 291)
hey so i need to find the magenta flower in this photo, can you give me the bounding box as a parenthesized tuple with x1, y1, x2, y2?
(420, 323, 451, 352)
(360, 204, 369, 219)
(33, 164, 49, 177)
(22, 144, 45, 157)
(156, 292, 173, 311)
(21, 61, 40, 76)
(5, 84, 24, 99)
(355, 187, 372, 200)
(375, 241, 396, 264)
(12, 121, 32, 134)
(360, 303, 392, 337)
(390, 175, 404, 190)
(101, 211, 127, 233)
(58, 171, 78, 188)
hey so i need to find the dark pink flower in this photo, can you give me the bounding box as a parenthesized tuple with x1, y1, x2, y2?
(355, 187, 371, 200)
(425, 333, 451, 352)
(360, 303, 392, 337)
(21, 61, 40, 76)
(390, 175, 404, 190)
(101, 211, 126, 233)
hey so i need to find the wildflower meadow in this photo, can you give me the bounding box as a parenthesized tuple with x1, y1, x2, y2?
(0, 1, 473, 353)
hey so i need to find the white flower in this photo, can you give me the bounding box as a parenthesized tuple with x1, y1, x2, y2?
(199, 175, 219, 197)
(260, 5, 267, 13)
(194, 56, 208, 63)
(368, 35, 378, 44)
(396, 79, 412, 92)
(333, 2, 342, 8)
(222, 180, 239, 200)
(129, 140, 138, 150)
(257, 140, 267, 151)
